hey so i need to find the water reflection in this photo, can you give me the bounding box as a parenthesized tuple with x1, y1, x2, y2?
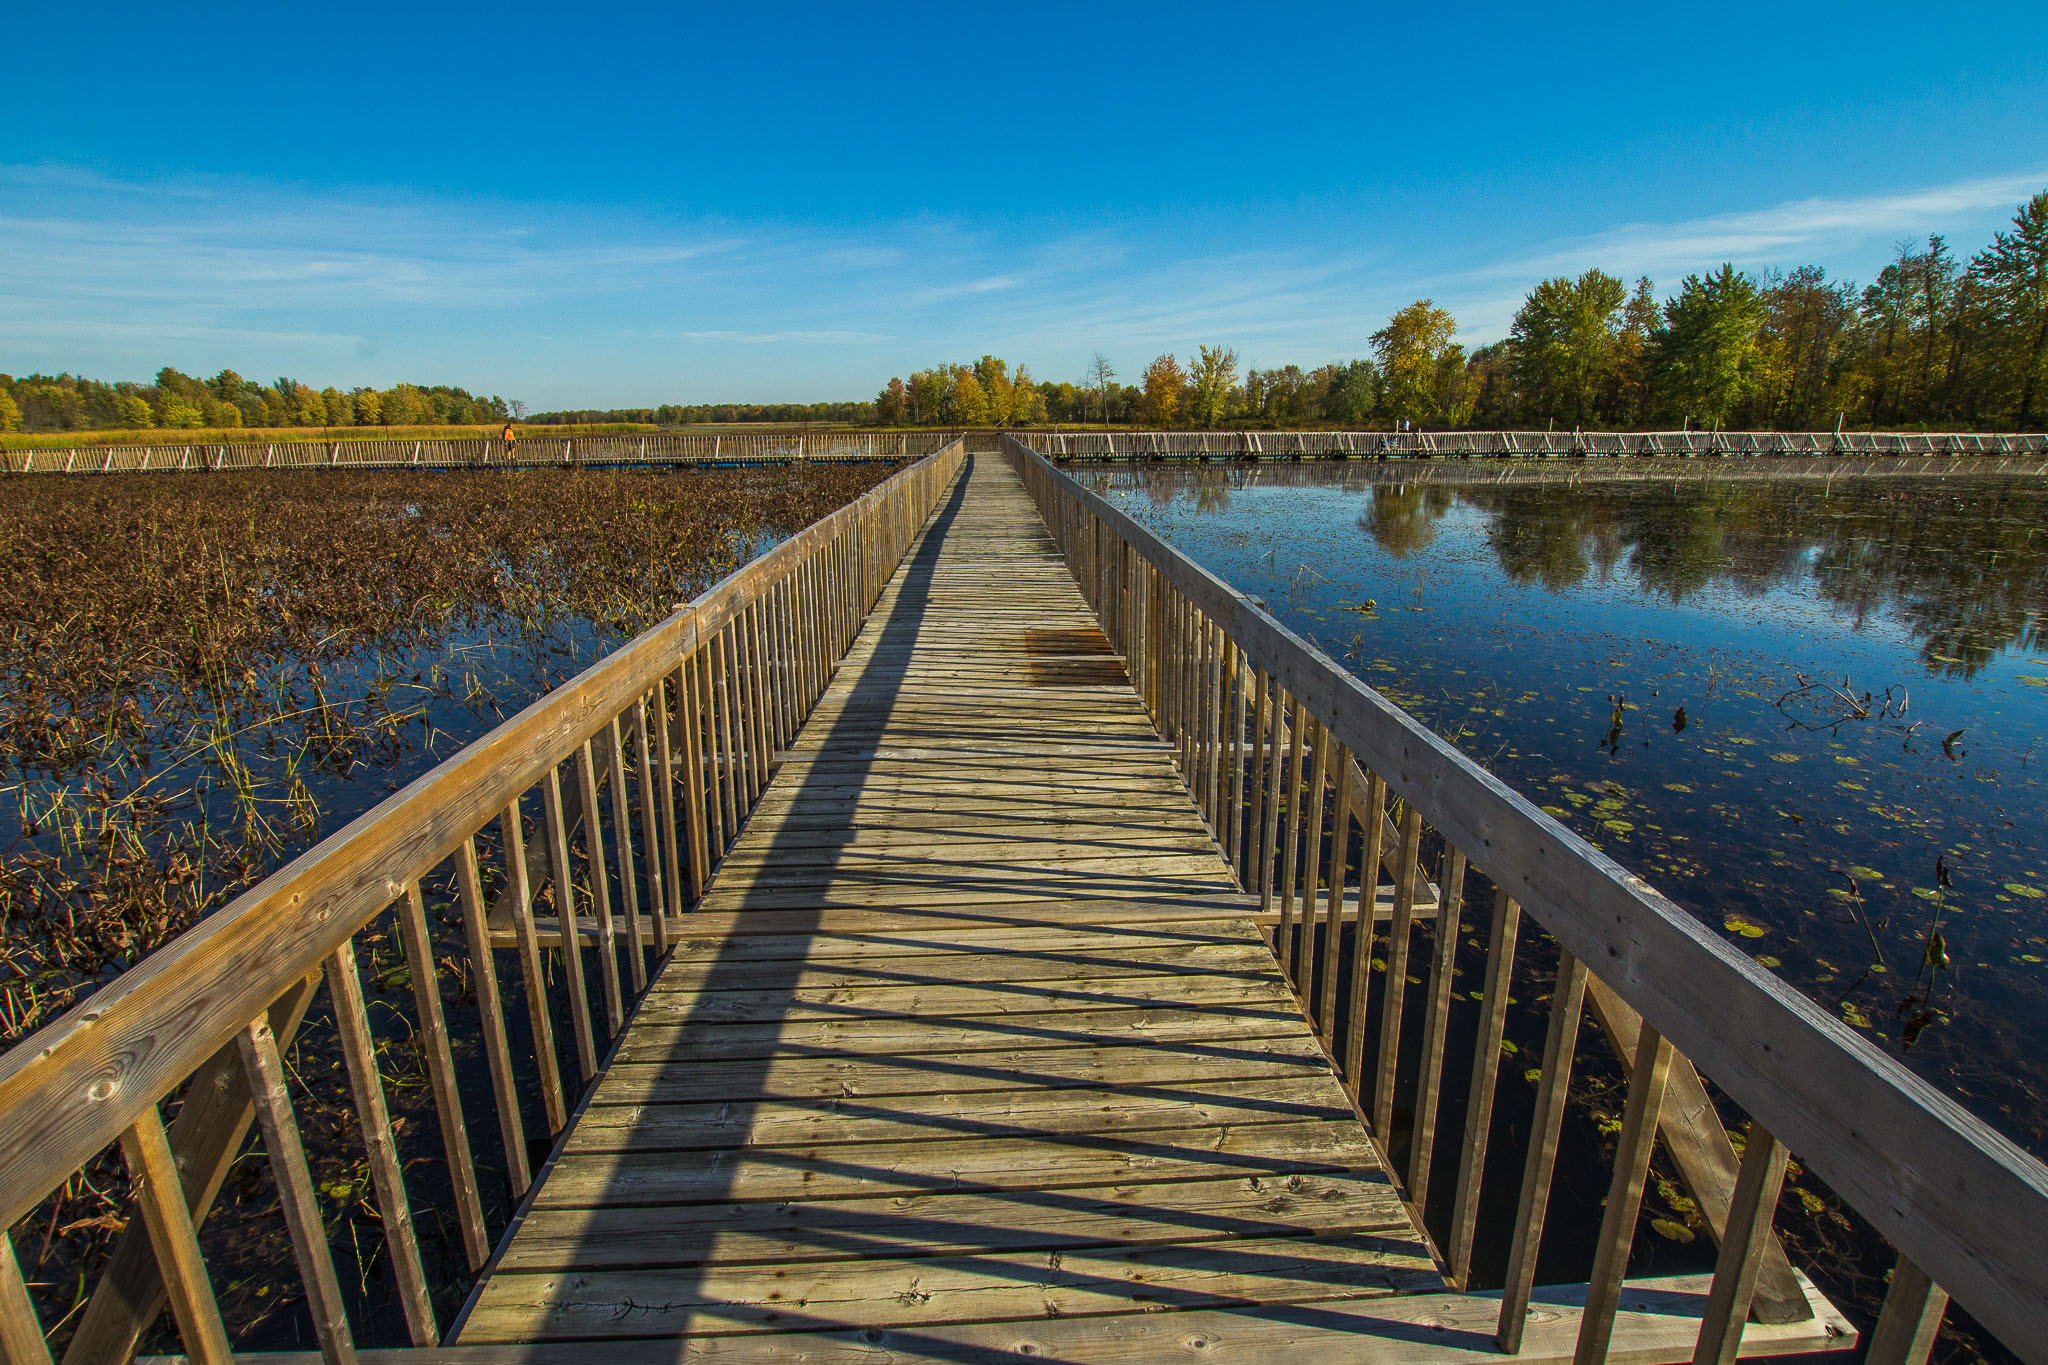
(1339, 477, 2048, 675)
(1080, 458, 2048, 1157)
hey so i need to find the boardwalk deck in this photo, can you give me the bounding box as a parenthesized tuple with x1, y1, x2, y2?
(455, 454, 1447, 1349)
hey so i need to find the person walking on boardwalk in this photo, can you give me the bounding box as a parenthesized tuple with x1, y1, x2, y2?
(501, 421, 519, 464)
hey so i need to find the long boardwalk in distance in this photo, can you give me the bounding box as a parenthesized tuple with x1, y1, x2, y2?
(449, 457, 1850, 1358)
(11, 439, 2046, 1365)
(455, 457, 1448, 1347)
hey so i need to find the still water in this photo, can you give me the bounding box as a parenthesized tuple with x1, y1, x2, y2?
(1078, 459, 2048, 1156)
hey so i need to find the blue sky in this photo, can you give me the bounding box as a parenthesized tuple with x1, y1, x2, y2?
(3, 1, 2044, 408)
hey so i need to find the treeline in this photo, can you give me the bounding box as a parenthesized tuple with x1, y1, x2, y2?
(0, 369, 513, 434)
(528, 401, 869, 426)
(877, 188, 2047, 432)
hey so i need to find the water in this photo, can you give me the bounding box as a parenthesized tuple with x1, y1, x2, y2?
(1077, 459, 2048, 1157)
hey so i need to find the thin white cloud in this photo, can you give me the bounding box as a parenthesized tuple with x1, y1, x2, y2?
(1481, 170, 2048, 285)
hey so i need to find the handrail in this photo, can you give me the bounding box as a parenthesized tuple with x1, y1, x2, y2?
(1003, 433, 2048, 1360)
(1, 430, 959, 475)
(1027, 429, 2048, 459)
(0, 439, 966, 1360)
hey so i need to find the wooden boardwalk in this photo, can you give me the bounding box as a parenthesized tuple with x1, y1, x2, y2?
(456, 453, 1446, 1349)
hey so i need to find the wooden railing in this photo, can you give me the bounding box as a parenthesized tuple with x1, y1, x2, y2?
(1, 431, 957, 475)
(1033, 429, 2048, 459)
(1003, 434, 2048, 1364)
(0, 439, 966, 1362)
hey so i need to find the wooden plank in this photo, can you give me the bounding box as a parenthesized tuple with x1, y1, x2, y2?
(457, 837, 530, 1198)
(238, 1018, 358, 1363)
(593, 1035, 1340, 1105)
(1864, 1256, 1948, 1365)
(326, 939, 437, 1344)
(461, 1233, 1441, 1341)
(493, 1168, 1412, 1273)
(1575, 1024, 1675, 1362)
(116, 1108, 231, 1365)
(566, 1073, 1356, 1153)
(1447, 888, 1520, 1289)
(395, 884, 489, 1271)
(1693, 1126, 1792, 1365)
(0, 1231, 49, 1365)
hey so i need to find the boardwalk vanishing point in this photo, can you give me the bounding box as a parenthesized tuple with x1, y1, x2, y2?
(4, 438, 2044, 1364)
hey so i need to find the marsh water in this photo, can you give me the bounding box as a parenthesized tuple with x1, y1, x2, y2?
(1078, 458, 2048, 1158)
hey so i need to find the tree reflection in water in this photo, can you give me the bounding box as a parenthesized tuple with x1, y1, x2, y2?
(1081, 459, 2048, 1161)
(1350, 477, 2048, 675)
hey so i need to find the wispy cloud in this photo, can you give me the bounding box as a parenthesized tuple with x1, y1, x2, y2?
(3, 161, 2041, 400)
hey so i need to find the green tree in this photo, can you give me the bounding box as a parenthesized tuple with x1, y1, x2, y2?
(117, 395, 155, 428)
(1186, 345, 1238, 428)
(0, 391, 20, 433)
(1653, 265, 1764, 427)
(1372, 300, 1464, 426)
(1508, 268, 1627, 426)
(875, 377, 907, 425)
(1972, 191, 2048, 426)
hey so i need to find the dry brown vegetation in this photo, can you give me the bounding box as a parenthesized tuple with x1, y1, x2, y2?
(0, 463, 891, 1047)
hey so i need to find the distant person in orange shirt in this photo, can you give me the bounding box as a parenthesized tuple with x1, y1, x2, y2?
(501, 422, 519, 461)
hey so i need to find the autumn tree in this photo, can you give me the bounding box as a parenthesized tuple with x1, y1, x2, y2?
(1140, 354, 1185, 426)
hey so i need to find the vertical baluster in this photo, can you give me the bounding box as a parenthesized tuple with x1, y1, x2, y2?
(0, 1232, 51, 1365)
(456, 836, 531, 1196)
(695, 642, 727, 856)
(652, 681, 685, 922)
(1866, 1257, 1949, 1365)
(744, 603, 771, 791)
(396, 883, 489, 1266)
(238, 1018, 357, 1364)
(1373, 805, 1425, 1138)
(634, 696, 673, 957)
(1196, 618, 1212, 822)
(574, 742, 624, 1031)
(1225, 643, 1246, 871)
(1298, 717, 1333, 1022)
(541, 769, 598, 1077)
(676, 659, 709, 901)
(502, 801, 567, 1133)
(1275, 697, 1308, 978)
(1407, 846, 1468, 1211)
(1246, 667, 1270, 881)
(710, 631, 740, 837)
(325, 939, 437, 1343)
(1317, 739, 1351, 1036)
(607, 716, 648, 993)
(116, 1107, 231, 1363)
(1574, 1023, 1675, 1362)
(1448, 887, 1521, 1287)
(1259, 684, 1287, 915)
(1342, 768, 1387, 1095)
(1692, 1126, 1792, 1365)
(1498, 949, 1590, 1353)
(727, 621, 756, 808)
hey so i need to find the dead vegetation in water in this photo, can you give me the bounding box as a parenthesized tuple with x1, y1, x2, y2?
(1, 464, 893, 1350)
(0, 464, 890, 1046)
